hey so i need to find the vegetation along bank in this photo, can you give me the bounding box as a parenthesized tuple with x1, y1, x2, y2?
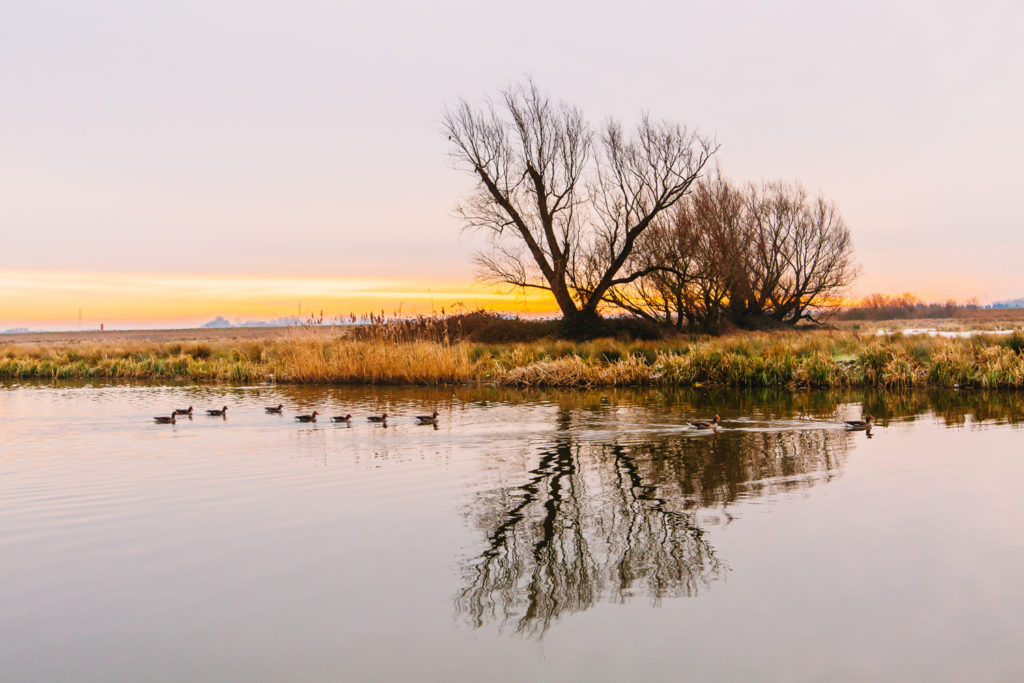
(2, 328, 1024, 389)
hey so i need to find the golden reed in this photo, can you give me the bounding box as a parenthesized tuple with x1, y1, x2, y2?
(1, 328, 1022, 388)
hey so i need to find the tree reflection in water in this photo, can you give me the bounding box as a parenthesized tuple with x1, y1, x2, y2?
(456, 409, 851, 636)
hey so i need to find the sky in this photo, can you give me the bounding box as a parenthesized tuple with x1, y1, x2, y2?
(1, 0, 1022, 329)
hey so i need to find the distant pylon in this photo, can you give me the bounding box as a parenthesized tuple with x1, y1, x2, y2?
(78, 307, 83, 328)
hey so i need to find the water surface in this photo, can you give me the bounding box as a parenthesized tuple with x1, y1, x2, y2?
(2, 383, 1023, 681)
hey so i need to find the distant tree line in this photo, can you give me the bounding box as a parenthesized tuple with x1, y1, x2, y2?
(445, 80, 858, 336)
(836, 293, 982, 321)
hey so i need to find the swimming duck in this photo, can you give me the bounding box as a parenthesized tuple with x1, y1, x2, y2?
(844, 415, 873, 430)
(154, 413, 176, 424)
(207, 406, 228, 416)
(367, 413, 388, 422)
(265, 404, 284, 414)
(689, 414, 720, 429)
(173, 406, 193, 416)
(295, 411, 319, 422)
(416, 411, 439, 424)
(331, 414, 352, 423)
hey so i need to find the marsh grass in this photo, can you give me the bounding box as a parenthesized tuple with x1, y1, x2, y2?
(2, 327, 1024, 388)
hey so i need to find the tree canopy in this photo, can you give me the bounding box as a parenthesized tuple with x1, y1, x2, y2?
(444, 79, 716, 334)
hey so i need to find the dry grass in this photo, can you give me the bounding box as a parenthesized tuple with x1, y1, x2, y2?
(3, 326, 1024, 388)
(0, 325, 307, 345)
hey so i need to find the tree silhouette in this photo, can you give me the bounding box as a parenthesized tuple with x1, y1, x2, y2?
(455, 410, 853, 637)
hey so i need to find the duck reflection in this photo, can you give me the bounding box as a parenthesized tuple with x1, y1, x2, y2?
(456, 409, 851, 636)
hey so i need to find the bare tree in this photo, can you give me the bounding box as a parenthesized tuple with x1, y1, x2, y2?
(743, 181, 858, 324)
(602, 212, 703, 328)
(605, 176, 857, 329)
(444, 79, 715, 333)
(605, 174, 745, 330)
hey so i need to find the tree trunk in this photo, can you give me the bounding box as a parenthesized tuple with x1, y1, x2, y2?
(550, 281, 579, 319)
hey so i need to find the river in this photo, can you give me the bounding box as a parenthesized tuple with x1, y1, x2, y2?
(2, 382, 1023, 681)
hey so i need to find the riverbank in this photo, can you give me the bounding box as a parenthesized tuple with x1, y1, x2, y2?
(2, 328, 1023, 388)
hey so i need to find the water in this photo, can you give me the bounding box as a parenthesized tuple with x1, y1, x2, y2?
(875, 327, 1018, 337)
(2, 382, 1023, 681)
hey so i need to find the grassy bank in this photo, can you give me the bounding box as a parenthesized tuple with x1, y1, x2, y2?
(2, 328, 1024, 388)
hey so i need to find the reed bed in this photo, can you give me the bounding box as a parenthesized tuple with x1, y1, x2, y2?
(2, 328, 1023, 389)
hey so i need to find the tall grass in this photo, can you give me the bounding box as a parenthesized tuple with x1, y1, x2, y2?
(2, 328, 1023, 388)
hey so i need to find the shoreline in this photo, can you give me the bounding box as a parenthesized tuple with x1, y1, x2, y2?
(2, 329, 1023, 389)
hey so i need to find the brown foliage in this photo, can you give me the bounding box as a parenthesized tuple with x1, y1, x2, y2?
(607, 175, 857, 330)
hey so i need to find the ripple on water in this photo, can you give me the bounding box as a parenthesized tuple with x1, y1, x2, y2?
(2, 381, 1024, 680)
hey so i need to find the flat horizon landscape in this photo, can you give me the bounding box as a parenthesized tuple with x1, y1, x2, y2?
(3, 1, 1022, 680)
(4, 306, 1024, 345)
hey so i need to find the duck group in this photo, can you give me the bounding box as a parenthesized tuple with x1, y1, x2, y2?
(152, 408, 719, 431)
(153, 405, 441, 426)
(153, 407, 877, 435)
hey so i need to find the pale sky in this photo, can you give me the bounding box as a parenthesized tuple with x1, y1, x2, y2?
(2, 0, 1021, 328)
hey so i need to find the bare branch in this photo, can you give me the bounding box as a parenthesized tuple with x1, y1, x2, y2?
(445, 79, 715, 328)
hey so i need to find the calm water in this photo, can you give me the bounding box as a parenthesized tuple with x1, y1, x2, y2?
(2, 382, 1023, 681)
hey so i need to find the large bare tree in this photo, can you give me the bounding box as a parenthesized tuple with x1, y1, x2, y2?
(444, 79, 715, 333)
(606, 175, 857, 329)
(605, 174, 745, 330)
(741, 181, 858, 324)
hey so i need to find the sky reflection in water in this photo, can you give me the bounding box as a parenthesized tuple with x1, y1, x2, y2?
(1, 383, 1023, 681)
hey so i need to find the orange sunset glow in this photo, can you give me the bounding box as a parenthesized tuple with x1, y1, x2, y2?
(2, 1, 1021, 333)
(1, 268, 1012, 332)
(1, 271, 558, 329)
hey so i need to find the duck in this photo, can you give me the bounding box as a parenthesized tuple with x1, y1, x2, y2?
(844, 415, 873, 430)
(331, 414, 352, 423)
(295, 411, 319, 422)
(207, 406, 228, 417)
(265, 404, 284, 414)
(689, 414, 720, 430)
(154, 413, 176, 424)
(416, 411, 439, 424)
(173, 406, 193, 416)
(367, 413, 388, 422)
